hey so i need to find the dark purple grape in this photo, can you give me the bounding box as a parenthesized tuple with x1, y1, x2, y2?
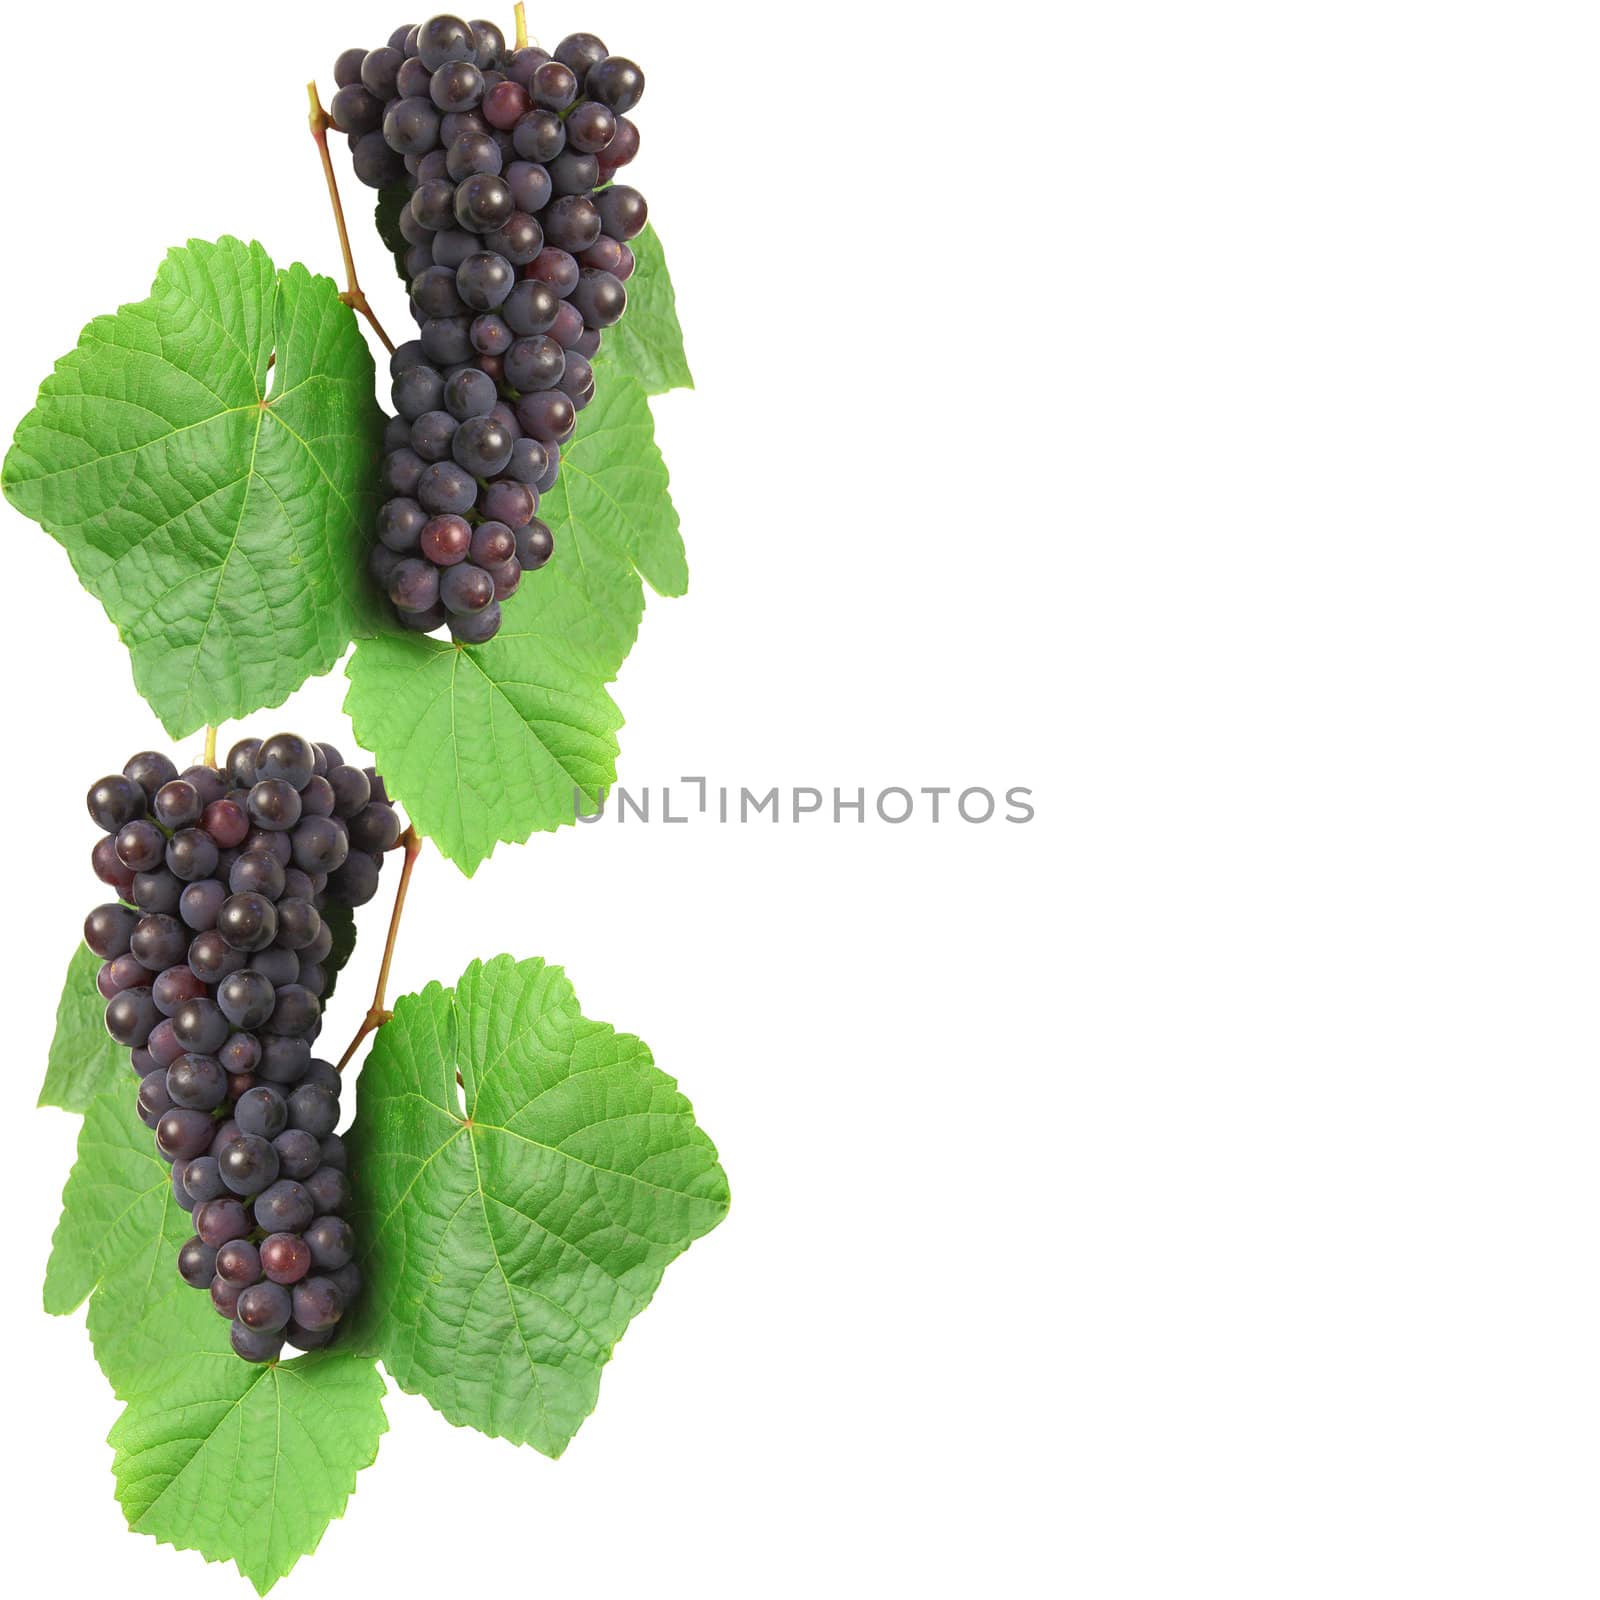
(512, 106, 564, 161)
(183, 1155, 226, 1204)
(85, 903, 137, 960)
(288, 1083, 340, 1138)
(219, 1134, 280, 1197)
(441, 564, 495, 614)
(115, 820, 164, 873)
(259, 1034, 312, 1085)
(334, 46, 368, 87)
(216, 1238, 263, 1287)
(378, 497, 427, 553)
(167, 1052, 227, 1110)
(547, 148, 599, 197)
(272, 1128, 322, 1182)
(586, 56, 644, 113)
(237, 1280, 293, 1334)
(444, 367, 497, 418)
(325, 851, 382, 906)
(327, 766, 372, 818)
(106, 987, 159, 1047)
(383, 95, 442, 155)
(449, 602, 503, 644)
(267, 984, 321, 1038)
(430, 57, 484, 111)
(352, 130, 405, 188)
(503, 440, 548, 490)
(211, 1276, 242, 1318)
(482, 78, 529, 128)
(157, 1107, 216, 1164)
(136, 1073, 173, 1127)
(487, 558, 521, 600)
(505, 335, 563, 392)
(361, 44, 404, 99)
(430, 228, 479, 269)
(454, 172, 513, 231)
(514, 389, 576, 444)
(202, 797, 250, 848)
(470, 313, 513, 355)
(417, 460, 479, 514)
(393, 363, 445, 419)
(165, 827, 218, 882)
(229, 1320, 284, 1363)
(218, 893, 278, 953)
(247, 780, 302, 832)
(597, 114, 639, 174)
(504, 279, 560, 338)
(275, 897, 323, 949)
(456, 251, 514, 309)
(255, 1179, 315, 1234)
(350, 800, 404, 853)
(516, 520, 555, 570)
(331, 82, 383, 135)
(188, 929, 246, 983)
(452, 414, 515, 475)
(543, 195, 601, 253)
(92, 835, 137, 896)
(261, 1232, 312, 1284)
(304, 1214, 355, 1269)
(571, 269, 626, 328)
(418, 13, 478, 70)
(153, 964, 207, 1016)
(559, 352, 595, 408)
(171, 996, 230, 1054)
(178, 1236, 218, 1288)
(133, 868, 183, 914)
(411, 178, 457, 232)
(411, 410, 459, 462)
(152, 779, 201, 830)
(531, 59, 577, 111)
(529, 246, 580, 296)
(469, 520, 516, 567)
(566, 98, 616, 153)
(291, 1277, 345, 1331)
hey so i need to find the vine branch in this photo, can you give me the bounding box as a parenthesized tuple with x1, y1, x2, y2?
(335, 824, 422, 1071)
(306, 82, 395, 353)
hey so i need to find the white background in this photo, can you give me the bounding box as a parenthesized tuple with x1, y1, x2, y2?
(2, 1, 1595, 1594)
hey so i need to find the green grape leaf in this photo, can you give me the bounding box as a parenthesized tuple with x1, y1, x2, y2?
(345, 361, 683, 873)
(111, 1347, 386, 1596)
(348, 954, 729, 1454)
(375, 184, 412, 283)
(3, 236, 384, 738)
(45, 1078, 387, 1593)
(343, 611, 623, 875)
(605, 224, 693, 395)
(40, 941, 124, 1113)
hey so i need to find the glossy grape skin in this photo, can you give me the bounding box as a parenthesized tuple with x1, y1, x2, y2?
(449, 601, 503, 643)
(255, 1179, 315, 1234)
(512, 107, 565, 161)
(566, 98, 616, 153)
(237, 1280, 293, 1334)
(586, 56, 645, 113)
(157, 1107, 217, 1164)
(516, 520, 555, 570)
(219, 1134, 280, 1197)
(418, 13, 477, 70)
(236, 1084, 289, 1138)
(389, 557, 442, 612)
(178, 1236, 218, 1288)
(215, 1238, 263, 1287)
(304, 1214, 356, 1270)
(261, 1232, 313, 1284)
(166, 1052, 228, 1110)
(291, 1276, 346, 1331)
(230, 1320, 285, 1363)
(288, 1083, 341, 1138)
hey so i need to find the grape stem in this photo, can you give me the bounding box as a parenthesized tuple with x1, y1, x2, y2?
(335, 824, 422, 1071)
(306, 82, 396, 354)
(203, 725, 218, 768)
(514, 3, 528, 49)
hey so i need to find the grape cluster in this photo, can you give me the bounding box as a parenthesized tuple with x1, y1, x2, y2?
(84, 735, 401, 1362)
(330, 17, 649, 643)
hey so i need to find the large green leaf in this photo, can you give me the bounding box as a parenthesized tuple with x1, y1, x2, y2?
(4, 237, 384, 737)
(40, 941, 125, 1112)
(45, 1078, 387, 1593)
(348, 954, 729, 1454)
(343, 609, 623, 876)
(345, 360, 682, 872)
(605, 224, 693, 395)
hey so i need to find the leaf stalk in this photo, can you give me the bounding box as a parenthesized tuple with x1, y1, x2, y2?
(335, 824, 421, 1071)
(306, 82, 396, 354)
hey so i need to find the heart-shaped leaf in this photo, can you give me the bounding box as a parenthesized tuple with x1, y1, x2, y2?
(348, 954, 729, 1454)
(4, 236, 384, 737)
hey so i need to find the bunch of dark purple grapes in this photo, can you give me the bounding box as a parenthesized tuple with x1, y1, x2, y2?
(329, 16, 649, 643)
(84, 734, 402, 1362)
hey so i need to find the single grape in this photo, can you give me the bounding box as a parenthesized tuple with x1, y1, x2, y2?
(188, 928, 246, 982)
(211, 1276, 242, 1318)
(505, 335, 564, 391)
(418, 13, 477, 70)
(261, 1232, 313, 1284)
(237, 1280, 293, 1334)
(447, 130, 502, 179)
(272, 1127, 322, 1182)
(566, 98, 617, 153)
(531, 59, 577, 111)
(449, 602, 503, 643)
(431, 228, 480, 269)
(166, 1052, 227, 1110)
(267, 984, 321, 1038)
(389, 556, 442, 612)
(440, 563, 495, 614)
(288, 1082, 340, 1138)
(411, 409, 459, 462)
(165, 827, 219, 882)
(333, 46, 368, 87)
(216, 1238, 263, 1287)
(456, 250, 514, 309)
(383, 94, 442, 155)
(488, 558, 521, 600)
(132, 868, 184, 914)
(255, 1179, 315, 1234)
(502, 439, 549, 490)
(430, 57, 484, 111)
(291, 1276, 345, 1331)
(183, 1155, 226, 1204)
(153, 964, 207, 1015)
(247, 780, 302, 832)
(352, 129, 406, 187)
(171, 996, 230, 1054)
(92, 834, 137, 895)
(115, 819, 164, 873)
(543, 194, 602, 252)
(470, 17, 506, 65)
(229, 1319, 284, 1364)
(218, 892, 278, 952)
(444, 367, 497, 418)
(85, 903, 137, 959)
(325, 851, 382, 906)
(454, 172, 514, 231)
(397, 54, 432, 99)
(136, 1073, 173, 1127)
(392, 363, 446, 419)
(547, 148, 600, 197)
(468, 520, 516, 567)
(469, 312, 513, 355)
(304, 1214, 356, 1270)
(178, 1237, 219, 1288)
(529, 245, 580, 296)
(512, 106, 565, 162)
(452, 414, 515, 475)
(157, 1107, 216, 1164)
(586, 56, 645, 113)
(202, 797, 250, 848)
(417, 460, 478, 514)
(514, 389, 576, 444)
(219, 1134, 280, 1197)
(259, 1034, 312, 1085)
(331, 82, 383, 135)
(516, 520, 555, 570)
(503, 278, 560, 336)
(597, 114, 640, 174)
(289, 817, 349, 875)
(151, 779, 201, 830)
(275, 897, 323, 949)
(106, 986, 158, 1047)
(483, 78, 530, 128)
